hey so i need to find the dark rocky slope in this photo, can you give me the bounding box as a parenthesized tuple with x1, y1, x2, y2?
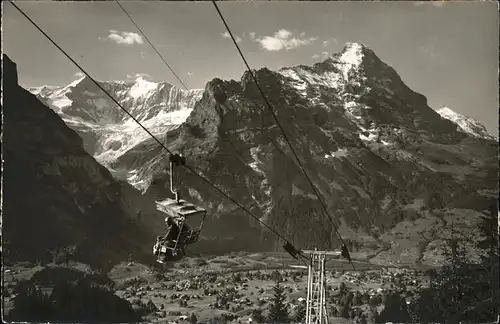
(2, 54, 164, 269)
(111, 44, 497, 263)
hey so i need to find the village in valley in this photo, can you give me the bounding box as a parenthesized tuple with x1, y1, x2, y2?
(3, 251, 433, 324)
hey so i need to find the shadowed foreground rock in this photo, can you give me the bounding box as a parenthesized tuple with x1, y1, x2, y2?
(2, 54, 162, 270)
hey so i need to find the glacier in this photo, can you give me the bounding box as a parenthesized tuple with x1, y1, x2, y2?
(29, 76, 204, 173)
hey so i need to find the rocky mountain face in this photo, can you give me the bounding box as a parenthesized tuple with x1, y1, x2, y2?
(105, 43, 497, 263)
(437, 106, 496, 140)
(2, 54, 166, 269)
(25, 43, 498, 264)
(29, 76, 203, 188)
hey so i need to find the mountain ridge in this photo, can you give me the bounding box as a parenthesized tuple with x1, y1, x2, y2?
(104, 42, 497, 263)
(23, 42, 498, 263)
(28, 76, 204, 189)
(437, 106, 496, 139)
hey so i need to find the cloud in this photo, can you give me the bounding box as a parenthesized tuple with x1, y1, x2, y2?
(135, 73, 152, 79)
(253, 29, 317, 52)
(312, 52, 330, 60)
(74, 71, 85, 78)
(221, 31, 242, 43)
(140, 52, 147, 60)
(106, 30, 144, 45)
(322, 37, 339, 47)
(276, 29, 293, 39)
(127, 73, 153, 80)
(187, 72, 193, 76)
(249, 32, 256, 40)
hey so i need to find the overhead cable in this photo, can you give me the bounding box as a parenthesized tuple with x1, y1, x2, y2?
(115, 0, 190, 91)
(8, 0, 304, 262)
(212, 0, 354, 267)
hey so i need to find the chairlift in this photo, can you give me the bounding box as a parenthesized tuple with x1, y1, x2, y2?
(152, 153, 207, 263)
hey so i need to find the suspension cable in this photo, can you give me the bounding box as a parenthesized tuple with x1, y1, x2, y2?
(211, 1, 353, 264)
(115, 0, 190, 91)
(8, 0, 303, 260)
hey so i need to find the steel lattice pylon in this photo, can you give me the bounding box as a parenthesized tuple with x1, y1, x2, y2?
(303, 249, 341, 324)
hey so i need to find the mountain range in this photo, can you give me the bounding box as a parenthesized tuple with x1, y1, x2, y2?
(29, 77, 203, 190)
(10, 42, 498, 265)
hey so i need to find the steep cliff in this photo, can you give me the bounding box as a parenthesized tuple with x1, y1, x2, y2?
(2, 54, 164, 269)
(110, 43, 497, 263)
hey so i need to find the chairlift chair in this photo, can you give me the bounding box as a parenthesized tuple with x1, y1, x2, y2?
(152, 153, 207, 263)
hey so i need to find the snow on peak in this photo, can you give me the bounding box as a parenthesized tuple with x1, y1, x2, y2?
(28, 84, 58, 96)
(278, 67, 342, 98)
(437, 106, 456, 117)
(129, 77, 158, 99)
(66, 75, 87, 89)
(335, 42, 370, 83)
(340, 42, 365, 66)
(437, 106, 494, 139)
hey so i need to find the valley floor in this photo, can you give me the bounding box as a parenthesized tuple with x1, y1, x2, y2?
(3, 252, 429, 323)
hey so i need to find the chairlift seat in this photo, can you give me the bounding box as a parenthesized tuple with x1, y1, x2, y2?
(156, 198, 206, 220)
(154, 196, 207, 263)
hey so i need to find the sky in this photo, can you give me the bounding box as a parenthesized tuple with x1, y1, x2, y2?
(3, 1, 499, 136)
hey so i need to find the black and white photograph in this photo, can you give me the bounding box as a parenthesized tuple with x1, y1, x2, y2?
(2, 1, 499, 323)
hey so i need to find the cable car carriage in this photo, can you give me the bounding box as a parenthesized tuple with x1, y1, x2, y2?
(152, 153, 207, 263)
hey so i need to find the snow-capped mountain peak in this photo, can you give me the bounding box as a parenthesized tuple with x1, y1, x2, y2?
(277, 42, 372, 95)
(67, 75, 87, 88)
(437, 106, 494, 139)
(339, 42, 365, 66)
(129, 77, 159, 99)
(29, 76, 204, 173)
(103, 44, 497, 259)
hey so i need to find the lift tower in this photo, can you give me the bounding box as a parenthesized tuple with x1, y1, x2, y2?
(302, 249, 342, 324)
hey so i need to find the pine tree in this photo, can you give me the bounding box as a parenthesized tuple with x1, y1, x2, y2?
(376, 291, 410, 323)
(419, 222, 474, 323)
(251, 309, 265, 323)
(268, 277, 289, 323)
(188, 313, 198, 324)
(412, 212, 499, 324)
(471, 205, 499, 321)
(339, 302, 351, 319)
(293, 302, 306, 323)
